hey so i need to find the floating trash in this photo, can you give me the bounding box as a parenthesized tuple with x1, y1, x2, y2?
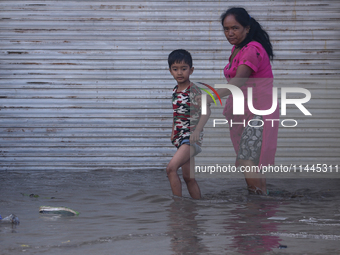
(21, 193, 55, 199)
(268, 216, 287, 221)
(0, 214, 20, 224)
(39, 206, 79, 216)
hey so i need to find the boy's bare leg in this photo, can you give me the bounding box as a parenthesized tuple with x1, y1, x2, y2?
(181, 155, 201, 199)
(166, 144, 199, 198)
(239, 159, 267, 195)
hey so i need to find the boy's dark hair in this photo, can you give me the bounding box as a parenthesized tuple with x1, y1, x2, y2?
(168, 49, 193, 68)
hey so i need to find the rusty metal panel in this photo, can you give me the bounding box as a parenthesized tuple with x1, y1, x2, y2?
(0, 0, 339, 171)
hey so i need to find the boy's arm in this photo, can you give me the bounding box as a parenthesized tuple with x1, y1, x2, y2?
(171, 121, 174, 141)
(190, 104, 211, 143)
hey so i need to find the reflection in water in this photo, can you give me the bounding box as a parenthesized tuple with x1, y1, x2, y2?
(167, 198, 209, 255)
(1, 171, 340, 254)
(227, 200, 282, 254)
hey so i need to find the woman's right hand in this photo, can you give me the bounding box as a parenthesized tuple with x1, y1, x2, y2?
(195, 94, 213, 107)
(195, 94, 202, 105)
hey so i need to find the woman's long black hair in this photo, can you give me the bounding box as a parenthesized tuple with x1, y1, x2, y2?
(221, 7, 274, 60)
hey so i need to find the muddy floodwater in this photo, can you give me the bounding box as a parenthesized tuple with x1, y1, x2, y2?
(1, 170, 340, 255)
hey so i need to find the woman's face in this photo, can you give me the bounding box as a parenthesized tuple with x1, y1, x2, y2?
(222, 14, 249, 46)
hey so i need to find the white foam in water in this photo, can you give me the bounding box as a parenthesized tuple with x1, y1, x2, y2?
(299, 217, 318, 223)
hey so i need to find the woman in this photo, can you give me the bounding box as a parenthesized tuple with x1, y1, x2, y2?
(210, 7, 279, 195)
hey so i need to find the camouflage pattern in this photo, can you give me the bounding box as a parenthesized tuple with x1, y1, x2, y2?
(172, 83, 203, 148)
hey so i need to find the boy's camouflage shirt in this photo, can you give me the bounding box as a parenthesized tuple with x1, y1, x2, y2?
(172, 83, 203, 148)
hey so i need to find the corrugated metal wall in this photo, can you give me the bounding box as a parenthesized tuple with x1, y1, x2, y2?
(1, 1, 339, 171)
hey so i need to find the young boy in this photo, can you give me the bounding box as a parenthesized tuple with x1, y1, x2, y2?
(166, 49, 211, 199)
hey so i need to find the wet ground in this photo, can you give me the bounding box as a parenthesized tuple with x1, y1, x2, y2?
(1, 170, 340, 255)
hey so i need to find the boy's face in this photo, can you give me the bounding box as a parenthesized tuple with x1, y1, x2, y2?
(169, 61, 194, 85)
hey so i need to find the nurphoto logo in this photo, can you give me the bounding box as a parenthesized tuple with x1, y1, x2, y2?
(198, 83, 312, 128)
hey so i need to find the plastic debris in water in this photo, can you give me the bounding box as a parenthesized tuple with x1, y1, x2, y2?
(21, 193, 55, 199)
(268, 216, 287, 221)
(0, 214, 20, 224)
(278, 245, 288, 249)
(39, 206, 80, 216)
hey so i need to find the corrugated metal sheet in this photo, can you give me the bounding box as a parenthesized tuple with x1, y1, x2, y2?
(1, 0, 339, 171)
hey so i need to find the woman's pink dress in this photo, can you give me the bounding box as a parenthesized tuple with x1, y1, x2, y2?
(223, 41, 279, 167)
